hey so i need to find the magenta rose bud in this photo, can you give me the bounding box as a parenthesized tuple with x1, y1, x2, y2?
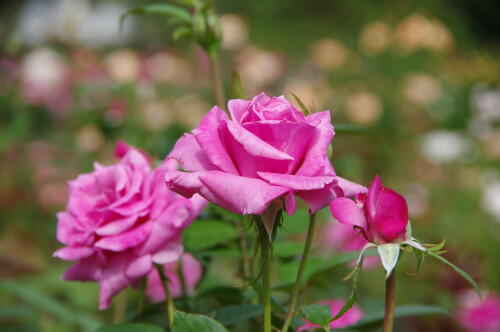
(330, 175, 408, 245)
(297, 299, 364, 331)
(165, 92, 366, 220)
(53, 143, 206, 310)
(146, 253, 203, 302)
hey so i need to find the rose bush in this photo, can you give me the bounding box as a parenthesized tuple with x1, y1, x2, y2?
(53, 143, 205, 309)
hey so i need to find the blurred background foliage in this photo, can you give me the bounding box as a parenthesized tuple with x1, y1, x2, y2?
(1, 0, 499, 331)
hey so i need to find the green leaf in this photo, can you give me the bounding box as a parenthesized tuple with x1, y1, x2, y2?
(173, 311, 228, 332)
(330, 262, 362, 323)
(414, 248, 424, 274)
(301, 304, 332, 331)
(215, 304, 263, 326)
(231, 71, 246, 99)
(173, 26, 192, 41)
(291, 93, 312, 115)
(428, 239, 447, 252)
(0, 280, 101, 331)
(184, 219, 239, 250)
(96, 323, 164, 332)
(337, 304, 449, 330)
(120, 4, 192, 31)
(273, 241, 304, 257)
(429, 252, 482, 299)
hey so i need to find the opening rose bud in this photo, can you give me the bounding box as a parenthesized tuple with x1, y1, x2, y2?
(330, 175, 408, 245)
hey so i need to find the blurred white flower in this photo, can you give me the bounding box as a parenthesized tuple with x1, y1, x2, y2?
(104, 49, 141, 83)
(310, 39, 348, 70)
(359, 21, 392, 55)
(395, 14, 453, 53)
(344, 90, 383, 125)
(220, 14, 249, 51)
(420, 130, 470, 163)
(237, 46, 285, 93)
(403, 183, 429, 219)
(403, 73, 442, 106)
(16, 0, 133, 46)
(482, 181, 500, 223)
(468, 85, 500, 138)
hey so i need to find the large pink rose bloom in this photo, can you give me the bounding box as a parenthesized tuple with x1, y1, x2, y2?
(297, 299, 364, 331)
(457, 290, 500, 332)
(146, 253, 203, 302)
(166, 92, 366, 220)
(53, 143, 205, 310)
(330, 175, 408, 245)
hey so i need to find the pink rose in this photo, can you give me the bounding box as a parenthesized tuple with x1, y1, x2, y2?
(330, 175, 408, 245)
(165, 92, 366, 221)
(146, 253, 203, 302)
(297, 299, 364, 331)
(53, 143, 205, 309)
(457, 290, 500, 332)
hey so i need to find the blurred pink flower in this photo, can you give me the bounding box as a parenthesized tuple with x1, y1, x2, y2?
(166, 93, 366, 224)
(297, 299, 364, 331)
(146, 253, 203, 302)
(53, 143, 206, 309)
(330, 175, 408, 245)
(321, 221, 379, 269)
(457, 290, 500, 332)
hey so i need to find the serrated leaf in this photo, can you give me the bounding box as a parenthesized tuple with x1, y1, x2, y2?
(291, 93, 311, 115)
(429, 252, 481, 300)
(120, 4, 191, 32)
(377, 243, 401, 278)
(215, 304, 263, 326)
(96, 323, 164, 332)
(337, 304, 449, 330)
(183, 220, 239, 250)
(173, 311, 228, 332)
(301, 304, 332, 331)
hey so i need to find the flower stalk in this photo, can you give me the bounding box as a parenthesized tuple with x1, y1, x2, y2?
(208, 51, 225, 108)
(281, 213, 317, 332)
(262, 241, 272, 332)
(155, 264, 175, 329)
(383, 269, 397, 332)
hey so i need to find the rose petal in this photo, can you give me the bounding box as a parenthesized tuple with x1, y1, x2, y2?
(257, 172, 335, 190)
(95, 221, 152, 252)
(53, 246, 94, 260)
(330, 197, 368, 231)
(168, 133, 215, 171)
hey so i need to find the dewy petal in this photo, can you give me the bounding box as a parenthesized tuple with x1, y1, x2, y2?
(95, 221, 152, 252)
(258, 172, 335, 190)
(198, 171, 289, 215)
(193, 106, 238, 174)
(225, 121, 295, 161)
(330, 197, 368, 231)
(168, 133, 215, 171)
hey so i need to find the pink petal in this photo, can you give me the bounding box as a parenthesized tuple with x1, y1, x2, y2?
(297, 186, 337, 214)
(284, 191, 297, 215)
(165, 171, 204, 198)
(198, 171, 289, 215)
(62, 258, 100, 282)
(95, 215, 138, 236)
(330, 197, 368, 231)
(180, 253, 203, 295)
(168, 133, 215, 171)
(53, 246, 94, 261)
(125, 254, 152, 279)
(225, 121, 295, 161)
(257, 172, 335, 190)
(192, 106, 238, 174)
(333, 176, 368, 198)
(95, 221, 152, 252)
(151, 237, 184, 264)
(228, 98, 250, 123)
(295, 111, 335, 176)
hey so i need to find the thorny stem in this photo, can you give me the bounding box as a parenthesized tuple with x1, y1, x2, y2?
(383, 270, 397, 332)
(155, 264, 175, 329)
(281, 213, 317, 332)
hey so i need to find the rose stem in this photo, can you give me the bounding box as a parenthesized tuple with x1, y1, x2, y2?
(137, 277, 146, 314)
(262, 239, 272, 332)
(112, 290, 127, 323)
(155, 264, 175, 328)
(383, 269, 397, 332)
(281, 213, 317, 332)
(236, 217, 251, 281)
(178, 256, 191, 311)
(208, 50, 225, 108)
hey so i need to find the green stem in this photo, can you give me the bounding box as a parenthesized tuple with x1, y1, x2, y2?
(383, 270, 396, 332)
(262, 241, 272, 332)
(281, 213, 317, 332)
(208, 51, 225, 108)
(112, 290, 127, 323)
(155, 264, 175, 328)
(236, 218, 251, 280)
